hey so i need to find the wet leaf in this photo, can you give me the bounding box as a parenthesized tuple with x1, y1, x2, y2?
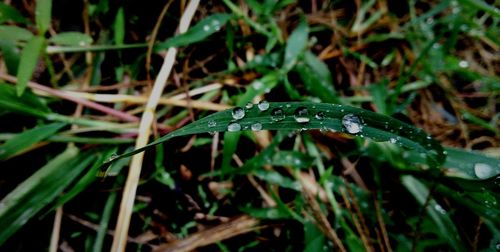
(49, 32, 93, 46)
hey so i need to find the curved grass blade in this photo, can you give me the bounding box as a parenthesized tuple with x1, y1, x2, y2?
(155, 13, 231, 50)
(103, 102, 445, 170)
(16, 36, 45, 96)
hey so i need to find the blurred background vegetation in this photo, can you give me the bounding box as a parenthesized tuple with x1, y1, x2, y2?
(0, 0, 499, 251)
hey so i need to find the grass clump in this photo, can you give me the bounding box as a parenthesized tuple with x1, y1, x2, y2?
(0, 0, 499, 251)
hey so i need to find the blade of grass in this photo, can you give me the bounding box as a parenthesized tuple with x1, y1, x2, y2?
(16, 36, 45, 96)
(104, 102, 446, 169)
(0, 146, 95, 245)
(35, 0, 52, 35)
(111, 0, 200, 250)
(0, 122, 66, 160)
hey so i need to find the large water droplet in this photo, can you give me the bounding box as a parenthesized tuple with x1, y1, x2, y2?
(232, 107, 245, 120)
(294, 107, 310, 123)
(342, 114, 363, 134)
(227, 122, 241, 132)
(203, 25, 210, 32)
(474, 163, 494, 179)
(315, 112, 325, 120)
(251, 123, 262, 131)
(208, 120, 217, 128)
(271, 108, 285, 121)
(257, 100, 270, 111)
(252, 80, 264, 90)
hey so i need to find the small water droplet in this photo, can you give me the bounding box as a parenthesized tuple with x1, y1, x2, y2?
(257, 100, 270, 111)
(458, 60, 469, 68)
(227, 122, 241, 132)
(208, 120, 217, 128)
(434, 204, 446, 214)
(286, 104, 291, 108)
(231, 107, 245, 120)
(203, 25, 210, 31)
(271, 108, 285, 121)
(252, 80, 264, 90)
(474, 163, 494, 179)
(495, 242, 500, 250)
(315, 112, 325, 120)
(251, 123, 262, 131)
(294, 107, 310, 123)
(245, 102, 253, 109)
(106, 153, 119, 163)
(389, 138, 397, 144)
(342, 114, 363, 134)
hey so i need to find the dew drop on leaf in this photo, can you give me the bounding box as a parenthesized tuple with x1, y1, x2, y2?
(245, 102, 253, 109)
(251, 123, 262, 131)
(271, 108, 285, 122)
(315, 112, 325, 120)
(208, 120, 217, 128)
(474, 163, 494, 179)
(231, 107, 245, 120)
(294, 107, 310, 123)
(227, 122, 241, 132)
(342, 114, 363, 134)
(257, 100, 270, 111)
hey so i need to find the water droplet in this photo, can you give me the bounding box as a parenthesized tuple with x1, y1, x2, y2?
(106, 153, 119, 163)
(458, 60, 469, 68)
(227, 122, 241, 132)
(251, 123, 262, 131)
(245, 102, 253, 109)
(208, 120, 217, 128)
(286, 104, 291, 108)
(474, 163, 494, 179)
(496, 242, 500, 250)
(257, 100, 270, 111)
(294, 107, 310, 123)
(315, 112, 325, 120)
(252, 80, 263, 90)
(434, 204, 446, 214)
(389, 138, 397, 144)
(203, 25, 210, 31)
(271, 108, 285, 121)
(342, 114, 363, 134)
(231, 107, 245, 120)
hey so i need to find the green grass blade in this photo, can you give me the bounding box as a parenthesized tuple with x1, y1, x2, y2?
(49, 32, 93, 46)
(0, 122, 66, 160)
(35, 0, 52, 34)
(402, 176, 466, 252)
(0, 82, 51, 117)
(16, 36, 45, 96)
(0, 40, 21, 74)
(283, 17, 308, 71)
(0, 25, 33, 41)
(103, 102, 445, 170)
(0, 3, 30, 24)
(295, 51, 339, 103)
(0, 146, 95, 245)
(155, 13, 231, 50)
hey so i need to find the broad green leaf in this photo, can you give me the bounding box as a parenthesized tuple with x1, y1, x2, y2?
(113, 7, 125, 45)
(304, 221, 326, 252)
(0, 146, 95, 245)
(155, 13, 232, 50)
(0, 25, 33, 41)
(0, 122, 66, 160)
(103, 102, 446, 171)
(35, 0, 52, 34)
(16, 36, 45, 96)
(295, 51, 339, 103)
(0, 3, 30, 24)
(49, 32, 93, 46)
(0, 82, 50, 117)
(283, 17, 308, 71)
(402, 176, 466, 252)
(0, 40, 20, 74)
